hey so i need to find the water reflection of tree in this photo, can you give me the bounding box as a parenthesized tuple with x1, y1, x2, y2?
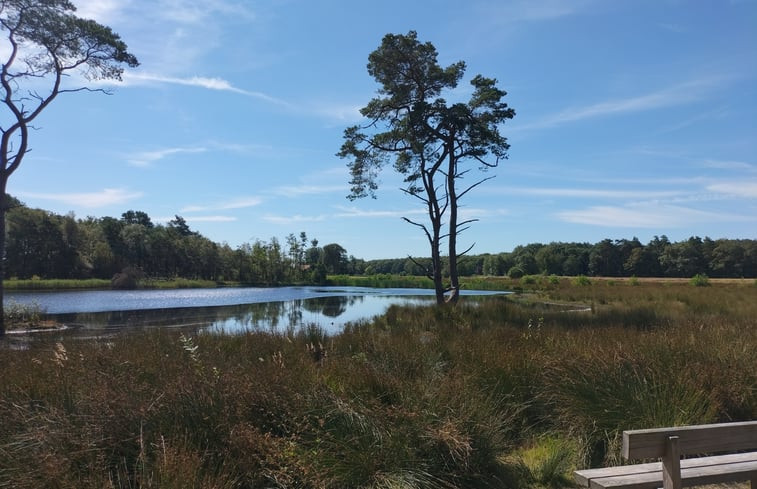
(302, 295, 363, 318)
(53, 294, 374, 335)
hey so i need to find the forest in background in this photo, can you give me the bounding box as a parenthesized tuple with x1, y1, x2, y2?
(5, 197, 757, 284)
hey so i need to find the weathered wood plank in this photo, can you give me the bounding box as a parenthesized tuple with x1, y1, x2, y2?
(623, 422, 757, 460)
(586, 459, 757, 489)
(575, 461, 662, 486)
(575, 453, 757, 488)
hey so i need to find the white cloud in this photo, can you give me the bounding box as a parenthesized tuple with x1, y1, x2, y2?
(274, 184, 347, 197)
(458, 208, 509, 221)
(184, 215, 237, 222)
(219, 197, 264, 209)
(180, 196, 263, 213)
(701, 160, 756, 171)
(707, 181, 757, 198)
(312, 102, 364, 122)
(557, 203, 745, 228)
(519, 77, 732, 130)
(179, 205, 208, 213)
(121, 72, 290, 106)
(127, 146, 207, 167)
(491, 186, 683, 200)
(73, 0, 125, 23)
(263, 214, 329, 224)
(158, 0, 256, 24)
(19, 188, 143, 208)
(262, 205, 427, 225)
(334, 206, 426, 219)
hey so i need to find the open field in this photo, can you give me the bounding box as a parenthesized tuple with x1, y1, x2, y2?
(1, 279, 755, 488)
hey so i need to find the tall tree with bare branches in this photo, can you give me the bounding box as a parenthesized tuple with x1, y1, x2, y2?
(0, 0, 138, 334)
(338, 31, 514, 304)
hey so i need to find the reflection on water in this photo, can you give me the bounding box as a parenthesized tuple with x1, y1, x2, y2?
(47, 294, 436, 337)
(3, 286, 508, 342)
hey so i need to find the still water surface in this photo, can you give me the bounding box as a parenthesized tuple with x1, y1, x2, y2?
(6, 286, 507, 336)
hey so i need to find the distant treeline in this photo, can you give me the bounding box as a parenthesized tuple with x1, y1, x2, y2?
(366, 237, 757, 279)
(5, 197, 756, 281)
(4, 197, 364, 285)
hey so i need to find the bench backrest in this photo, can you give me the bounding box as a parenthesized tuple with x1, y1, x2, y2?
(623, 421, 757, 460)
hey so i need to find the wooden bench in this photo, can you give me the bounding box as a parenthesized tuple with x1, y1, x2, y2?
(574, 421, 757, 489)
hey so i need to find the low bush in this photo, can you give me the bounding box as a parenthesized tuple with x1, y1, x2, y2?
(690, 273, 710, 287)
(573, 275, 592, 286)
(508, 266, 525, 279)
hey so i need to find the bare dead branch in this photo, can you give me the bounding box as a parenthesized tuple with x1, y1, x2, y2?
(458, 175, 495, 200)
(406, 255, 433, 280)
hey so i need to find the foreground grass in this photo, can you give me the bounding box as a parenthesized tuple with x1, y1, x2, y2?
(0, 281, 755, 488)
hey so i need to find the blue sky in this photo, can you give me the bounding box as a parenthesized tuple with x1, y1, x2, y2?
(8, 0, 757, 260)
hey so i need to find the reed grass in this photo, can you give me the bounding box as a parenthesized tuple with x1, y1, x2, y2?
(4, 277, 234, 291)
(0, 280, 754, 488)
(4, 278, 112, 290)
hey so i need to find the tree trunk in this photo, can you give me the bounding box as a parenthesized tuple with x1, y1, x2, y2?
(446, 145, 460, 305)
(426, 172, 446, 305)
(430, 217, 445, 305)
(0, 193, 6, 336)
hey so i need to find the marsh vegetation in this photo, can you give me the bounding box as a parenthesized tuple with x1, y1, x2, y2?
(0, 278, 755, 488)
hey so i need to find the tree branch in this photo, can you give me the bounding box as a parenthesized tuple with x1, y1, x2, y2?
(458, 175, 495, 200)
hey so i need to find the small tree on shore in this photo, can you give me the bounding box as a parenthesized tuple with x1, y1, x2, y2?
(0, 0, 138, 334)
(338, 31, 514, 304)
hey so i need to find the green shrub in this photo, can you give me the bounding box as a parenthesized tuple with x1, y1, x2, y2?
(573, 275, 592, 286)
(521, 275, 538, 285)
(690, 273, 710, 287)
(629, 275, 640, 286)
(508, 266, 525, 279)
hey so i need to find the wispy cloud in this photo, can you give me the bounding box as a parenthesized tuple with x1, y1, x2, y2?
(274, 184, 347, 197)
(262, 206, 427, 225)
(218, 197, 265, 210)
(158, 0, 256, 24)
(490, 186, 684, 200)
(185, 215, 238, 222)
(76, 0, 255, 24)
(180, 196, 263, 213)
(311, 102, 363, 122)
(263, 214, 329, 224)
(73, 0, 124, 23)
(127, 146, 207, 167)
(701, 160, 756, 171)
(19, 188, 143, 208)
(458, 208, 509, 221)
(519, 77, 732, 131)
(122, 72, 290, 106)
(334, 206, 426, 219)
(153, 214, 238, 224)
(557, 203, 747, 228)
(707, 181, 757, 198)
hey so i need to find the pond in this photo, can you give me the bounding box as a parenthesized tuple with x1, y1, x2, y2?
(4, 286, 508, 338)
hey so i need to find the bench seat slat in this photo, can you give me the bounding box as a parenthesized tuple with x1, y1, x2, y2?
(575, 453, 757, 489)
